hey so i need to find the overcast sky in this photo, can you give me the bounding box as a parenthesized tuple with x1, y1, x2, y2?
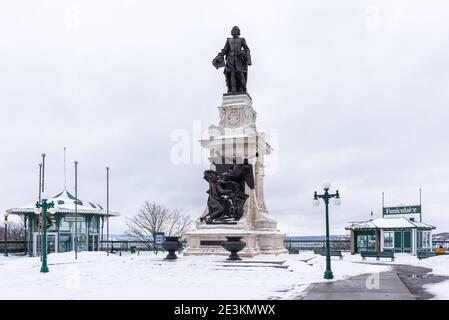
(1, 0, 449, 236)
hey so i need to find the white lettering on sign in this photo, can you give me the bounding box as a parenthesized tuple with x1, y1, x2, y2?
(383, 205, 421, 215)
(64, 216, 85, 222)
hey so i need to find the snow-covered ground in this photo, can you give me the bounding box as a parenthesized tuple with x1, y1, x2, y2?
(0, 251, 388, 300)
(0, 251, 447, 299)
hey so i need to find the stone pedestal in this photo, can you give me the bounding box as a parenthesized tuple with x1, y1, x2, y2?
(184, 94, 287, 257)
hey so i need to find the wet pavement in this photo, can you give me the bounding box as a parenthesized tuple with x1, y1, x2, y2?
(393, 264, 449, 300)
(302, 271, 415, 300)
(301, 264, 449, 300)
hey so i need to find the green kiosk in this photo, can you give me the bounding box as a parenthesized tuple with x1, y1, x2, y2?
(346, 205, 435, 255)
(6, 189, 119, 256)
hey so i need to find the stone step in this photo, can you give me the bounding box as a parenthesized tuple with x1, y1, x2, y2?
(217, 261, 289, 269)
(237, 259, 287, 265)
(217, 259, 286, 265)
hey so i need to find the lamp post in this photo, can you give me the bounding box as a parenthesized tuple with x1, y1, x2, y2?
(3, 211, 8, 257)
(38, 162, 43, 260)
(106, 166, 110, 256)
(74, 161, 78, 260)
(313, 180, 341, 280)
(35, 192, 57, 273)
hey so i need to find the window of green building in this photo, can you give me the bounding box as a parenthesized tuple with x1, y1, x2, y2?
(59, 234, 72, 252)
(383, 231, 394, 249)
(89, 216, 99, 233)
(59, 218, 72, 231)
(403, 230, 412, 253)
(355, 230, 376, 253)
(394, 231, 402, 252)
(74, 219, 86, 233)
(422, 230, 431, 248)
(76, 235, 87, 251)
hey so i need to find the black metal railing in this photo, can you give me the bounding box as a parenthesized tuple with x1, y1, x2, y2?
(97, 240, 354, 253)
(3, 239, 449, 255)
(1, 240, 27, 254)
(99, 240, 158, 252)
(98, 240, 189, 255)
(284, 240, 351, 253)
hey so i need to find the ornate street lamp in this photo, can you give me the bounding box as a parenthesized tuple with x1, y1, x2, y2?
(106, 166, 110, 256)
(3, 211, 9, 257)
(313, 180, 341, 280)
(35, 192, 57, 273)
(74, 161, 78, 260)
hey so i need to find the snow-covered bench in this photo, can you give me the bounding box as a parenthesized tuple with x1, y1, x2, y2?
(313, 248, 343, 259)
(417, 251, 436, 260)
(361, 250, 394, 262)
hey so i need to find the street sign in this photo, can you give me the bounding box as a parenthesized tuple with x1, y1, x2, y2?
(153, 232, 165, 245)
(383, 205, 421, 215)
(64, 216, 85, 222)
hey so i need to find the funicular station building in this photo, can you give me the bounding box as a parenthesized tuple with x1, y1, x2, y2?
(6, 189, 119, 256)
(346, 205, 435, 255)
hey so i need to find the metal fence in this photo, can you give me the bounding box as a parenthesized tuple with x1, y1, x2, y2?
(284, 240, 351, 253)
(99, 240, 162, 252)
(2, 239, 352, 254)
(2, 239, 449, 255)
(105, 240, 353, 252)
(0, 240, 27, 253)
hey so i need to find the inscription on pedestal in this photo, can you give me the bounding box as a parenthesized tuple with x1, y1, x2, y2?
(200, 240, 224, 246)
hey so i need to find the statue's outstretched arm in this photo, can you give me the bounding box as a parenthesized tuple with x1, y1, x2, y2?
(217, 184, 233, 195)
(212, 40, 230, 69)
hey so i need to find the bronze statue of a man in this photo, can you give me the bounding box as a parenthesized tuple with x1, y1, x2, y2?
(213, 26, 252, 94)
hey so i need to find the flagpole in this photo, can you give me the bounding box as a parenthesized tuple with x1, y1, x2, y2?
(40, 153, 46, 261)
(106, 167, 110, 256)
(37, 163, 42, 258)
(64, 147, 67, 190)
(419, 188, 422, 222)
(74, 161, 78, 260)
(41, 153, 46, 193)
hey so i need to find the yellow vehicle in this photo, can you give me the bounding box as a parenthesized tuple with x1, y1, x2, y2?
(435, 246, 445, 254)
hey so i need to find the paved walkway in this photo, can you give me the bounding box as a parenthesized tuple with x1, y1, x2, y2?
(302, 271, 415, 300)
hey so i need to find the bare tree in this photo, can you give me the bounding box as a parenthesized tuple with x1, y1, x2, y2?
(125, 201, 193, 246)
(165, 211, 193, 238)
(0, 220, 25, 240)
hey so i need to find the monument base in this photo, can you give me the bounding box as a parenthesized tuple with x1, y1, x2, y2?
(183, 225, 287, 257)
(184, 93, 288, 257)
